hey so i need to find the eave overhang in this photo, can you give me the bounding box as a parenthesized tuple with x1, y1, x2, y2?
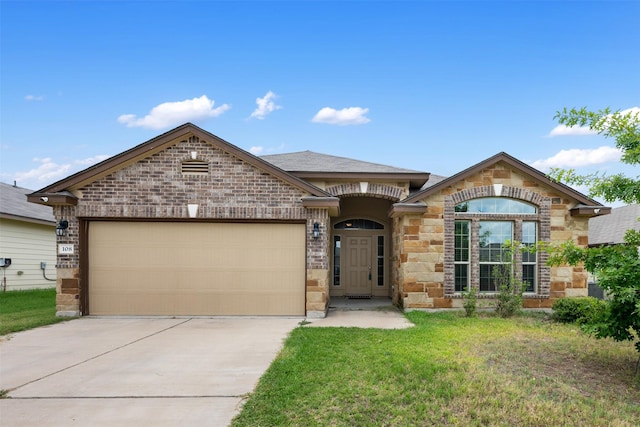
(301, 197, 341, 216)
(289, 171, 430, 189)
(0, 212, 56, 226)
(27, 191, 78, 207)
(389, 202, 427, 218)
(570, 205, 612, 217)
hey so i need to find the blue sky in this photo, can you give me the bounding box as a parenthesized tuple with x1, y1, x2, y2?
(1, 1, 638, 204)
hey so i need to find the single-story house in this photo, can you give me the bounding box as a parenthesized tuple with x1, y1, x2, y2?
(1, 181, 57, 290)
(27, 123, 610, 317)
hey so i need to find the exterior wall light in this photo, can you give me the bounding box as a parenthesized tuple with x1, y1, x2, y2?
(56, 220, 69, 237)
(312, 222, 320, 239)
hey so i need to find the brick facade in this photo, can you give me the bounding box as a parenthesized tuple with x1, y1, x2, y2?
(51, 135, 331, 317)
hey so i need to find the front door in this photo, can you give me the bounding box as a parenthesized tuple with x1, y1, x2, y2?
(345, 236, 372, 296)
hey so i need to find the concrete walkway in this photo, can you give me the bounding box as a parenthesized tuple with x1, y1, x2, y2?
(0, 301, 411, 426)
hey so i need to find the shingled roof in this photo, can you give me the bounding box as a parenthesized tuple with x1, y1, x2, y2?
(261, 151, 423, 173)
(589, 204, 640, 246)
(0, 182, 55, 225)
(261, 151, 431, 188)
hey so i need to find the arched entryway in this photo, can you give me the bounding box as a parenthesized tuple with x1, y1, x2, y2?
(330, 197, 393, 298)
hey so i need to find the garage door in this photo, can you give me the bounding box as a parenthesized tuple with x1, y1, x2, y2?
(88, 222, 306, 316)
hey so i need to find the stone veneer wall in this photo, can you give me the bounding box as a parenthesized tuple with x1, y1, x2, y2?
(53, 136, 330, 316)
(397, 163, 591, 310)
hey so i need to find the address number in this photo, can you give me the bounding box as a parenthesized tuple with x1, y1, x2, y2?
(58, 244, 74, 255)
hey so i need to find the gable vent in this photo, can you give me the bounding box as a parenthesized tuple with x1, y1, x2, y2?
(181, 160, 209, 175)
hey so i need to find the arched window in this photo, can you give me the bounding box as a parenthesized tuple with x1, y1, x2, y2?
(334, 219, 384, 230)
(455, 198, 536, 214)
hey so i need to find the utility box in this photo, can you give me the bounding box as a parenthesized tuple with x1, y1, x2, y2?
(0, 258, 11, 268)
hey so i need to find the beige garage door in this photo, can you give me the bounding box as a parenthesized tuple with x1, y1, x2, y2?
(88, 222, 306, 316)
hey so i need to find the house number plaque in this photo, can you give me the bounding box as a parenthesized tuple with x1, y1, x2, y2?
(58, 244, 74, 255)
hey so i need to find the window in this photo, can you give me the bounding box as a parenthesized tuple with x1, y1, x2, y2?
(377, 236, 384, 286)
(479, 221, 513, 292)
(452, 197, 539, 294)
(334, 219, 384, 229)
(333, 236, 341, 286)
(455, 198, 536, 214)
(454, 221, 470, 292)
(522, 221, 537, 292)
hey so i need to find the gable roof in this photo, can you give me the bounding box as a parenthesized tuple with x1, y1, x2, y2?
(28, 123, 331, 205)
(0, 182, 55, 225)
(589, 204, 640, 246)
(262, 151, 431, 188)
(402, 151, 606, 208)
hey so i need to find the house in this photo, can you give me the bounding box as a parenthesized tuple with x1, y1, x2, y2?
(587, 204, 640, 299)
(589, 204, 640, 247)
(27, 123, 609, 317)
(0, 182, 57, 290)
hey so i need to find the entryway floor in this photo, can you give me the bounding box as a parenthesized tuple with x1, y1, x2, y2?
(329, 296, 397, 310)
(304, 297, 414, 329)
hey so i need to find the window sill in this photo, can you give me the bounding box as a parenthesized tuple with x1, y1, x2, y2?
(448, 293, 549, 299)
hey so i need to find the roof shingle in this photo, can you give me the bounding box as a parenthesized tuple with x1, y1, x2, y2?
(1, 182, 55, 223)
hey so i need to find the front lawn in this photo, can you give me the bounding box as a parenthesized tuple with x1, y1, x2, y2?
(0, 288, 73, 335)
(232, 312, 639, 426)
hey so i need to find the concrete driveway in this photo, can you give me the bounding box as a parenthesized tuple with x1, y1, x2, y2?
(0, 317, 300, 427)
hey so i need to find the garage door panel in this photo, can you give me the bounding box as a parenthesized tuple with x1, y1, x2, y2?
(89, 222, 305, 316)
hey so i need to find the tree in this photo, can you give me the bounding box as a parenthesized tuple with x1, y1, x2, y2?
(547, 107, 640, 375)
(546, 235, 640, 373)
(549, 107, 640, 204)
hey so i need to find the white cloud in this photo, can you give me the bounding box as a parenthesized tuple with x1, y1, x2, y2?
(548, 106, 640, 137)
(74, 154, 111, 166)
(25, 95, 44, 101)
(620, 106, 640, 117)
(250, 91, 282, 120)
(117, 95, 230, 129)
(249, 146, 264, 155)
(13, 155, 110, 190)
(531, 146, 622, 171)
(548, 124, 596, 137)
(14, 158, 71, 189)
(312, 107, 370, 126)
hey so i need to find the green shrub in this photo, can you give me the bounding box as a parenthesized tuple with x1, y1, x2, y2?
(462, 287, 478, 317)
(493, 265, 524, 318)
(552, 297, 607, 325)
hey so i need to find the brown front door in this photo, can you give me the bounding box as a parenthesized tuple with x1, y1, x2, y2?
(345, 236, 372, 296)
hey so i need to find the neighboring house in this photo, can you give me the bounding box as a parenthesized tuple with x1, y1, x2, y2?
(589, 204, 640, 247)
(0, 182, 57, 290)
(27, 123, 609, 317)
(587, 204, 640, 299)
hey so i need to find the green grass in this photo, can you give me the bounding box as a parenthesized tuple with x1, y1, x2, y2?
(232, 312, 640, 427)
(0, 288, 73, 335)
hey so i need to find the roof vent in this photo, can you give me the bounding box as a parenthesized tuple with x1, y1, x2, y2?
(181, 160, 209, 175)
